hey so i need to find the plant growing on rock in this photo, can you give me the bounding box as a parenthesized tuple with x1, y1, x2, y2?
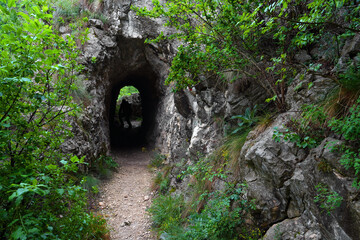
(329, 97, 360, 188)
(314, 183, 343, 215)
(230, 105, 259, 135)
(274, 94, 360, 188)
(273, 104, 330, 149)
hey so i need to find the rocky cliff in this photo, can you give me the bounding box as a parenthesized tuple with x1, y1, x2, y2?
(68, 0, 360, 238)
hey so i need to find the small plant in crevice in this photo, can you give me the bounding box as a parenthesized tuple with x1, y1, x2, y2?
(273, 225, 283, 240)
(149, 152, 167, 169)
(151, 163, 173, 194)
(230, 105, 259, 135)
(273, 104, 330, 149)
(317, 159, 333, 173)
(314, 183, 343, 215)
(89, 155, 119, 179)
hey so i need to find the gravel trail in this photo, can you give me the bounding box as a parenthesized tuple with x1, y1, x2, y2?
(97, 149, 155, 240)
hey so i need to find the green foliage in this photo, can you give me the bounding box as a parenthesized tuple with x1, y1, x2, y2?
(274, 95, 360, 188)
(133, 0, 360, 112)
(149, 153, 257, 239)
(0, 0, 107, 238)
(159, 175, 170, 194)
(90, 155, 118, 179)
(149, 184, 256, 240)
(338, 62, 360, 91)
(329, 98, 360, 188)
(153, 168, 172, 194)
(53, 0, 81, 20)
(314, 183, 343, 215)
(330, 99, 360, 142)
(230, 105, 258, 135)
(273, 104, 329, 149)
(147, 194, 185, 234)
(181, 155, 228, 183)
(183, 183, 255, 240)
(118, 86, 140, 100)
(149, 152, 167, 168)
(52, 0, 108, 25)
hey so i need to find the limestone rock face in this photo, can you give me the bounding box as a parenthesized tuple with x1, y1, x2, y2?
(241, 116, 360, 239)
(67, 0, 360, 238)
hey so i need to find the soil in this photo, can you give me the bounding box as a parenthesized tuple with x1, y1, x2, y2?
(96, 148, 156, 240)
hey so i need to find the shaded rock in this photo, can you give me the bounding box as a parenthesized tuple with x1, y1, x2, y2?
(263, 217, 321, 240)
(334, 33, 360, 72)
(174, 90, 192, 118)
(286, 73, 337, 111)
(294, 50, 312, 63)
(89, 19, 104, 29)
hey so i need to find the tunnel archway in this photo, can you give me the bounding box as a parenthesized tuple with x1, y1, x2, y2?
(116, 86, 142, 129)
(109, 68, 160, 149)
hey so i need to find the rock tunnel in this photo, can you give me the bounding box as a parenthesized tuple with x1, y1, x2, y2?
(98, 36, 165, 150)
(108, 67, 160, 148)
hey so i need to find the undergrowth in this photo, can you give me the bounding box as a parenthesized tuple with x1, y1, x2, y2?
(148, 149, 260, 239)
(52, 0, 108, 26)
(0, 1, 110, 238)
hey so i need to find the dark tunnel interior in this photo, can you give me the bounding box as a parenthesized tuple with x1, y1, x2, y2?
(109, 71, 160, 149)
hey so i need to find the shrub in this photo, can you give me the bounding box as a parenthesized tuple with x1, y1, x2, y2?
(0, 1, 108, 238)
(314, 184, 343, 215)
(147, 194, 185, 234)
(149, 151, 257, 239)
(329, 97, 360, 188)
(184, 183, 255, 240)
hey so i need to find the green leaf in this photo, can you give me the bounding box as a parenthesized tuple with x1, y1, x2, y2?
(56, 189, 65, 195)
(60, 160, 68, 165)
(7, 0, 16, 8)
(17, 12, 30, 22)
(2, 24, 16, 32)
(32, 6, 41, 14)
(32, 179, 38, 186)
(11, 227, 26, 240)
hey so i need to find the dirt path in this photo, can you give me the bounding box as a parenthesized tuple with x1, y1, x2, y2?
(97, 149, 155, 240)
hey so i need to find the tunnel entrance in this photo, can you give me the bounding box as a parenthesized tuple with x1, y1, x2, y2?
(109, 70, 160, 149)
(116, 86, 142, 129)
